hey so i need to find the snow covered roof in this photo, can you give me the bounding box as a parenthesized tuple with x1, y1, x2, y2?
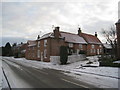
(27, 40, 37, 47)
(21, 50, 26, 53)
(81, 33, 102, 44)
(103, 43, 112, 49)
(40, 32, 54, 40)
(40, 31, 87, 44)
(60, 32, 87, 44)
(39, 30, 103, 44)
(116, 19, 120, 24)
(28, 44, 36, 47)
(113, 60, 120, 64)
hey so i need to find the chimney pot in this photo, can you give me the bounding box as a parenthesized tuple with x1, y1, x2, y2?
(78, 27, 82, 36)
(95, 32, 97, 37)
(37, 35, 40, 39)
(54, 26, 60, 39)
(55, 26, 60, 31)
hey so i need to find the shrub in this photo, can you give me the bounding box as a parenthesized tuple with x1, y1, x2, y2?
(99, 55, 120, 67)
(60, 46, 68, 65)
(79, 50, 86, 54)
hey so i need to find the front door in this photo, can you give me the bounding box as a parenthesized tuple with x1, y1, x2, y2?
(97, 49, 99, 55)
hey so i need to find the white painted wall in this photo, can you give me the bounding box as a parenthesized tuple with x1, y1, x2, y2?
(50, 54, 86, 64)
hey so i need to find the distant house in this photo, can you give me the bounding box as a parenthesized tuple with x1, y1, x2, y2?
(13, 43, 27, 58)
(25, 40, 37, 60)
(103, 43, 112, 55)
(25, 26, 103, 62)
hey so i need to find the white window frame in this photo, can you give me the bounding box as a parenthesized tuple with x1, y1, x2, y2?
(69, 43, 73, 47)
(91, 45, 95, 48)
(38, 41, 40, 47)
(77, 49, 79, 54)
(79, 44, 82, 49)
(97, 49, 100, 55)
(94, 49, 96, 53)
(37, 50, 40, 58)
(100, 49, 102, 53)
(99, 45, 102, 48)
(44, 40, 47, 47)
(44, 49, 47, 58)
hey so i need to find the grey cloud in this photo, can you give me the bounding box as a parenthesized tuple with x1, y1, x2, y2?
(1, 37, 28, 46)
(1, 1, 118, 46)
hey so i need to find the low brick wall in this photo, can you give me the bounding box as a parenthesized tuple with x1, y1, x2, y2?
(50, 54, 86, 64)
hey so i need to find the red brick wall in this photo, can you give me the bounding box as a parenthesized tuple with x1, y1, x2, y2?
(74, 43, 87, 51)
(36, 38, 52, 62)
(25, 38, 103, 62)
(25, 46, 37, 60)
(50, 38, 65, 56)
(86, 44, 103, 56)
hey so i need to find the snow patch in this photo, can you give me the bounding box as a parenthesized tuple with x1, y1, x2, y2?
(50, 54, 86, 64)
(2, 56, 120, 88)
(113, 60, 120, 64)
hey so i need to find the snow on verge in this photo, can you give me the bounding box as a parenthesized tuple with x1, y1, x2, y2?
(3, 56, 120, 88)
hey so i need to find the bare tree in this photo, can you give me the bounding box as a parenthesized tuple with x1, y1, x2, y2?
(102, 25, 117, 59)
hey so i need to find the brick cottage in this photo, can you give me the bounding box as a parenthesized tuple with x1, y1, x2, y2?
(25, 27, 103, 62)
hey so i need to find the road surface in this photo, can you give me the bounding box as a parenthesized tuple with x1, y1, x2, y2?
(2, 58, 99, 89)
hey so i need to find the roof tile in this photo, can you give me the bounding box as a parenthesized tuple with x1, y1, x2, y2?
(81, 33, 102, 44)
(60, 32, 87, 44)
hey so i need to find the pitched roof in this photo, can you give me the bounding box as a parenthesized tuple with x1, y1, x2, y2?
(81, 33, 102, 44)
(40, 31, 102, 44)
(60, 32, 87, 44)
(116, 19, 120, 24)
(40, 32, 54, 40)
(27, 40, 37, 47)
(103, 43, 112, 49)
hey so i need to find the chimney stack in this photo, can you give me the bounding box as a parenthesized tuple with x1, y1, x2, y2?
(78, 27, 82, 36)
(95, 32, 97, 37)
(37, 35, 40, 40)
(53, 26, 60, 39)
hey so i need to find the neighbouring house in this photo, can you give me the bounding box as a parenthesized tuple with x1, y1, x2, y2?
(13, 43, 27, 58)
(25, 26, 103, 62)
(115, 19, 120, 60)
(25, 40, 37, 60)
(103, 42, 112, 55)
(78, 28, 103, 56)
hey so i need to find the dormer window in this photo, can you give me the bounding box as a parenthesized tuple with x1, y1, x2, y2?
(99, 45, 102, 48)
(91, 45, 95, 48)
(79, 44, 82, 49)
(38, 41, 40, 47)
(69, 43, 73, 47)
(44, 39, 47, 47)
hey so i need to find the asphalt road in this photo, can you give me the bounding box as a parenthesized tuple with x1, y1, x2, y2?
(2, 58, 99, 89)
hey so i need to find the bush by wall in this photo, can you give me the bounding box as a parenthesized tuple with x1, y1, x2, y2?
(60, 46, 68, 65)
(99, 55, 120, 67)
(79, 50, 86, 54)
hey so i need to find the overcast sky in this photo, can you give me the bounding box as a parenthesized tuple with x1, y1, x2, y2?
(1, 0, 119, 46)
